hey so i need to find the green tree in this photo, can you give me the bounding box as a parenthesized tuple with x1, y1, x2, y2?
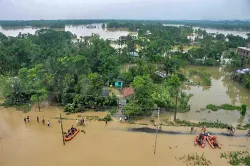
(124, 75, 155, 116)
(152, 82, 173, 110)
(167, 75, 181, 121)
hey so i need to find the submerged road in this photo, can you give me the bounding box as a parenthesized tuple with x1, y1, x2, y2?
(128, 127, 249, 138)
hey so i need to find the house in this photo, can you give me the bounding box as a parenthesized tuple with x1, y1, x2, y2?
(101, 87, 110, 97)
(187, 35, 196, 42)
(123, 87, 134, 98)
(237, 43, 250, 58)
(187, 33, 203, 42)
(129, 52, 139, 57)
(155, 71, 168, 78)
(114, 80, 124, 89)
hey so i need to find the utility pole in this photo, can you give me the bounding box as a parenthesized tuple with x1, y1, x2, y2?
(60, 113, 65, 145)
(154, 108, 160, 154)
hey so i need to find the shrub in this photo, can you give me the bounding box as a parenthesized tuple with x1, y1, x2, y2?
(206, 104, 218, 111)
(206, 104, 242, 111)
(220, 104, 241, 111)
(99, 114, 112, 122)
(241, 104, 247, 116)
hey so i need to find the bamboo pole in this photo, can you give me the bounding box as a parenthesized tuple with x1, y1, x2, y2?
(154, 108, 160, 154)
(154, 126, 159, 154)
(60, 113, 65, 145)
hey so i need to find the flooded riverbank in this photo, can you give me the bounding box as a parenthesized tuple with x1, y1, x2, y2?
(164, 24, 250, 38)
(1, 106, 249, 166)
(176, 66, 250, 125)
(0, 24, 131, 40)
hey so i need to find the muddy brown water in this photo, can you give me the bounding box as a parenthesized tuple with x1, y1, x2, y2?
(1, 106, 250, 166)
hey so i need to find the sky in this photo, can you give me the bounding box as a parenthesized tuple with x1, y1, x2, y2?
(0, 0, 250, 20)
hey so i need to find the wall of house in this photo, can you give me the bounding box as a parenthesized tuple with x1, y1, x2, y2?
(237, 48, 250, 58)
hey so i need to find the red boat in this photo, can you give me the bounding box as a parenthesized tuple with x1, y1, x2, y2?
(194, 134, 206, 148)
(64, 129, 80, 141)
(206, 135, 221, 149)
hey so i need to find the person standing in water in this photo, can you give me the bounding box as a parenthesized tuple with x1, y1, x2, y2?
(42, 118, 45, 125)
(24, 117, 27, 123)
(246, 128, 250, 137)
(36, 116, 39, 123)
(47, 120, 50, 127)
(27, 116, 30, 122)
(76, 119, 79, 126)
(191, 125, 197, 132)
(57, 116, 60, 123)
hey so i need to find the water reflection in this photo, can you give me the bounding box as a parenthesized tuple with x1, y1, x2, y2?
(0, 24, 131, 40)
(178, 66, 250, 124)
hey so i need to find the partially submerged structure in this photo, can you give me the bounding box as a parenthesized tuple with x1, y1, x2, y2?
(237, 43, 250, 58)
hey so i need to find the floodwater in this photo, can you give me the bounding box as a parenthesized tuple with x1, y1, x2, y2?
(0, 106, 249, 166)
(164, 24, 250, 38)
(193, 26, 250, 39)
(0, 24, 130, 40)
(178, 66, 250, 125)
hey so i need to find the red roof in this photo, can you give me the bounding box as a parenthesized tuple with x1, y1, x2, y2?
(123, 87, 134, 97)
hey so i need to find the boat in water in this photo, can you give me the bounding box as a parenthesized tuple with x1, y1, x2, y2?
(206, 135, 221, 149)
(194, 134, 206, 148)
(64, 129, 80, 141)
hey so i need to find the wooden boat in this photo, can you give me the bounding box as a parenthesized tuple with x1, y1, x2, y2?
(206, 135, 221, 149)
(64, 129, 80, 141)
(194, 134, 206, 148)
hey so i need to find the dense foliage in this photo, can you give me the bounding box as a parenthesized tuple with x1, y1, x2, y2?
(0, 20, 105, 28)
(1, 20, 249, 118)
(0, 30, 120, 111)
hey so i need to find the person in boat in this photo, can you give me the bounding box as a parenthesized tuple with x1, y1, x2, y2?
(37, 116, 39, 123)
(71, 125, 76, 134)
(24, 117, 27, 123)
(207, 133, 219, 147)
(42, 118, 45, 125)
(201, 126, 206, 133)
(198, 131, 206, 145)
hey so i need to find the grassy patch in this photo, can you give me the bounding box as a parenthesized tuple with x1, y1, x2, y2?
(176, 153, 212, 166)
(220, 151, 250, 166)
(98, 114, 112, 122)
(174, 119, 230, 129)
(16, 104, 32, 113)
(138, 123, 148, 126)
(52, 117, 75, 120)
(86, 116, 101, 121)
(206, 104, 242, 111)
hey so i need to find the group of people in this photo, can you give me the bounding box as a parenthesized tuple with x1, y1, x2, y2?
(195, 126, 219, 147)
(65, 125, 77, 138)
(119, 115, 128, 123)
(191, 124, 250, 138)
(24, 116, 50, 127)
(76, 117, 85, 126)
